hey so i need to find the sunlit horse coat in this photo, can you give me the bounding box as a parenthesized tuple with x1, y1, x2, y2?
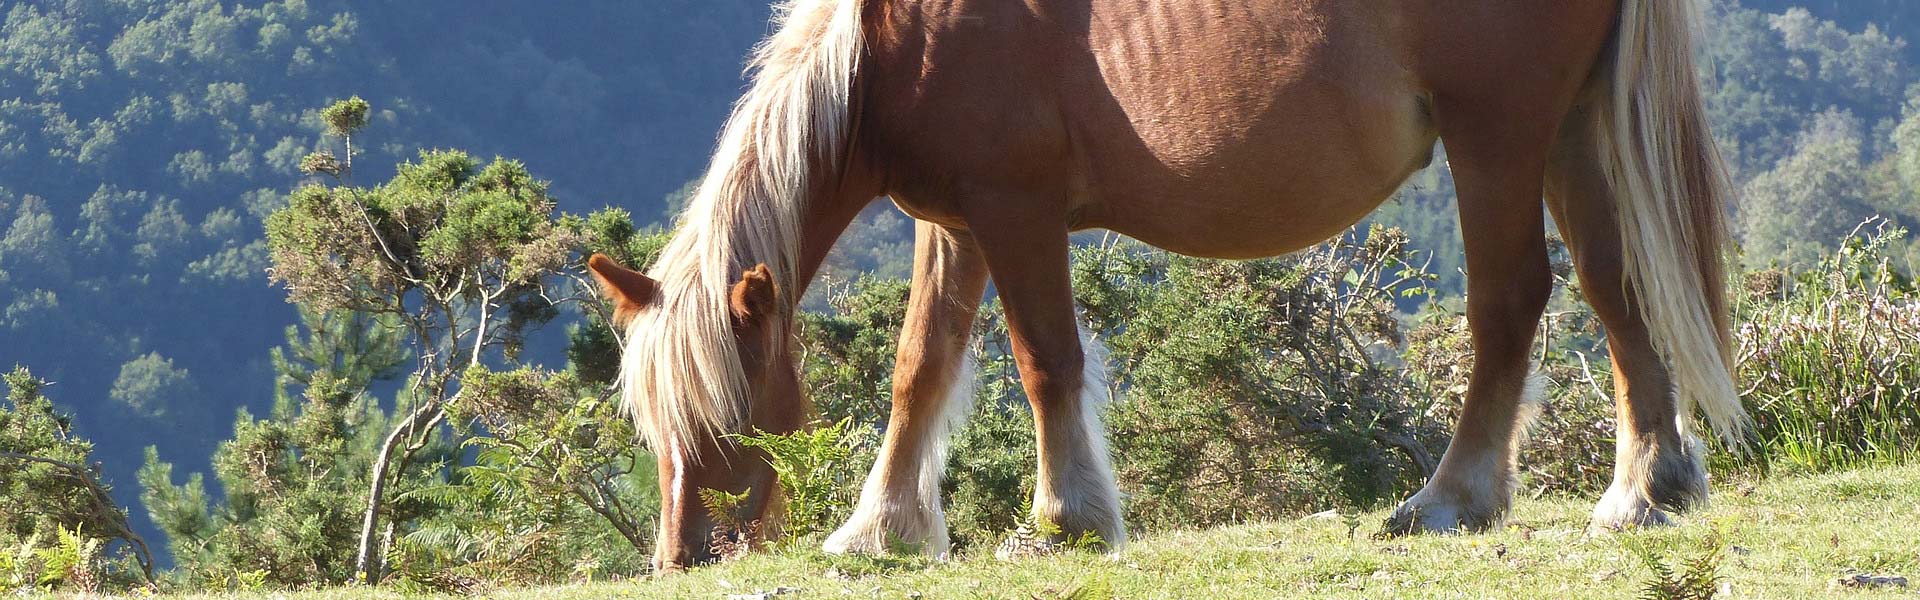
(587, 0, 1742, 570)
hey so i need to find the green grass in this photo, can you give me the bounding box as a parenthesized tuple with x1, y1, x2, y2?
(153, 465, 1919, 599)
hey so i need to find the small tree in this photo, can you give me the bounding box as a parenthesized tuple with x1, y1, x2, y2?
(1, 367, 154, 588)
(140, 311, 414, 587)
(265, 97, 659, 583)
(308, 95, 371, 177)
(268, 145, 590, 581)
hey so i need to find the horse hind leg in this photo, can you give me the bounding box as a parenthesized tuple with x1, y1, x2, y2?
(825, 220, 990, 556)
(1385, 101, 1558, 535)
(1545, 107, 1708, 531)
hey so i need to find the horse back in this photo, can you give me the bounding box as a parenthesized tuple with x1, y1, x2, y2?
(859, 0, 1617, 257)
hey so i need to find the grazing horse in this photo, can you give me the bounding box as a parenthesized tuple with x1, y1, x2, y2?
(587, 0, 1746, 570)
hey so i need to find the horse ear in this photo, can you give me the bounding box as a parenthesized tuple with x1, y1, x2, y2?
(587, 254, 657, 328)
(729, 264, 779, 324)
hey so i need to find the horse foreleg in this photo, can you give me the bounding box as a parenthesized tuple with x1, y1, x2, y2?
(964, 196, 1126, 550)
(825, 220, 989, 556)
(1388, 111, 1556, 534)
(1546, 108, 1708, 532)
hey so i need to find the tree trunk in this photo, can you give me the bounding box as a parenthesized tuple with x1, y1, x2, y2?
(352, 401, 442, 584)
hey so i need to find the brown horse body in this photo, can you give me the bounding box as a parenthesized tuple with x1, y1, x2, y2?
(588, 0, 1742, 570)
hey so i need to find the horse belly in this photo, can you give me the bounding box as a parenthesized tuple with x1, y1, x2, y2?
(1072, 1, 1435, 259)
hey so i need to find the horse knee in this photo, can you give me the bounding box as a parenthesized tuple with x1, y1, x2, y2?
(1020, 348, 1087, 408)
(1468, 268, 1553, 358)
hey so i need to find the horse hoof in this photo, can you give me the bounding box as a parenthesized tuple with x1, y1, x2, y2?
(1382, 487, 1506, 536)
(1588, 485, 1676, 533)
(823, 511, 948, 557)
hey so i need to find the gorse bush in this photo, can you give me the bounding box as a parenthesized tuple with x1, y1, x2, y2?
(0, 367, 150, 594)
(795, 277, 914, 427)
(792, 227, 1459, 544)
(790, 220, 1920, 556)
(1073, 228, 1448, 528)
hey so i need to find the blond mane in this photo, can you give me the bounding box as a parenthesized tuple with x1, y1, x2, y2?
(620, 0, 865, 457)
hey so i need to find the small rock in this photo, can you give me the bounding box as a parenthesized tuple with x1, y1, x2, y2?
(1834, 574, 1909, 589)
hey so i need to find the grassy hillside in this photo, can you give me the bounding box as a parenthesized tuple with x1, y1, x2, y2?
(148, 465, 1919, 599)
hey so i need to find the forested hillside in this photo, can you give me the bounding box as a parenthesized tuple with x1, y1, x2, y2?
(0, 0, 771, 554)
(3, 0, 1920, 582)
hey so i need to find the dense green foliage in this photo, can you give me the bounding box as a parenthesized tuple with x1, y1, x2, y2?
(136, 108, 664, 592)
(1, 367, 150, 591)
(140, 312, 420, 588)
(398, 365, 654, 591)
(1074, 230, 1444, 527)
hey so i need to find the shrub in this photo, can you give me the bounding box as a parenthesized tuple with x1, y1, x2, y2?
(1074, 228, 1447, 529)
(795, 277, 914, 427)
(784, 220, 1920, 559)
(1736, 219, 1920, 472)
(1, 367, 152, 593)
(389, 365, 654, 590)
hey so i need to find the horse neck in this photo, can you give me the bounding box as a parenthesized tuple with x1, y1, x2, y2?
(653, 161, 877, 312)
(790, 176, 881, 298)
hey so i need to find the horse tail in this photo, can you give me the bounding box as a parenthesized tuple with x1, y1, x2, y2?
(1594, 0, 1748, 446)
